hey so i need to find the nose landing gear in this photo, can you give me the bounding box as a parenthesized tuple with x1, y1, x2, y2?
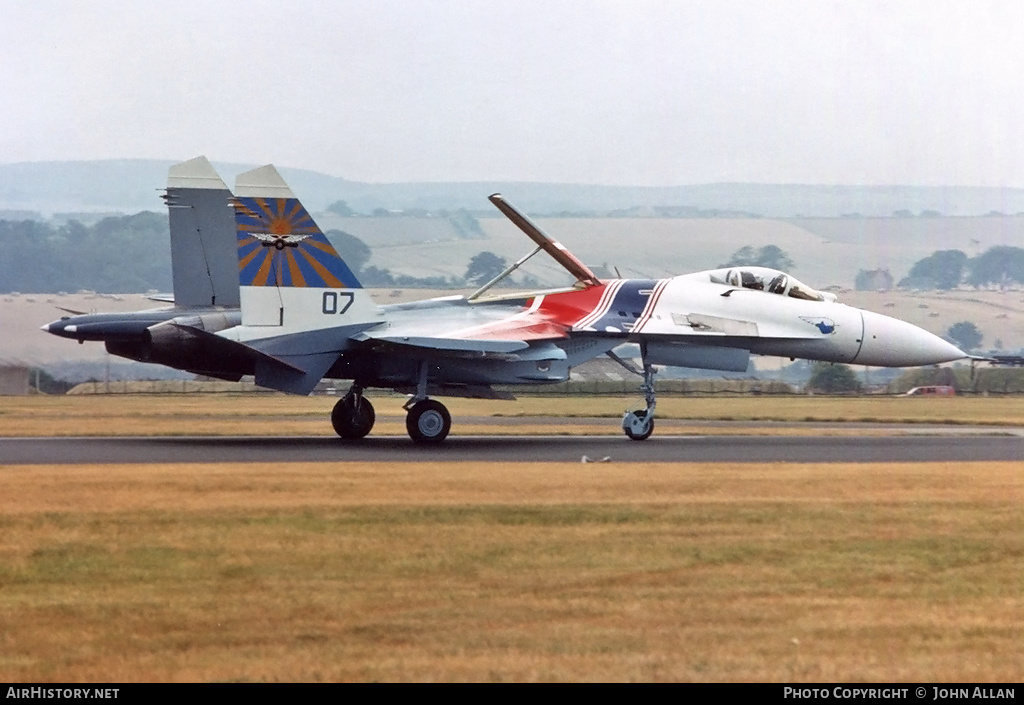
(622, 407, 654, 441)
(621, 361, 657, 441)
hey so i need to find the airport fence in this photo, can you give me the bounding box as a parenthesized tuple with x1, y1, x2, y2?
(64, 371, 1024, 396)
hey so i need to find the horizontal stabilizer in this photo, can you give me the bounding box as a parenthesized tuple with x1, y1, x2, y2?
(165, 323, 306, 373)
(210, 325, 363, 395)
(182, 323, 335, 395)
(55, 305, 87, 316)
(254, 351, 337, 396)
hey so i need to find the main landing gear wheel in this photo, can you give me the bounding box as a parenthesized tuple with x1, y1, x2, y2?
(331, 395, 376, 439)
(406, 399, 451, 443)
(622, 409, 654, 441)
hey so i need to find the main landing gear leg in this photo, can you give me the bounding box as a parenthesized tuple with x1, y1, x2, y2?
(331, 385, 376, 440)
(622, 361, 657, 441)
(403, 361, 451, 444)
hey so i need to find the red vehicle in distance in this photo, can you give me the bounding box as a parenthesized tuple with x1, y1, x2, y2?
(904, 385, 956, 396)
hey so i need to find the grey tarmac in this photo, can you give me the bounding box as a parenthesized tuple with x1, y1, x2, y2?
(1, 433, 1021, 465)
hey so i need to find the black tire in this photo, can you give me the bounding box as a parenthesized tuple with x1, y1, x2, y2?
(406, 399, 451, 443)
(331, 396, 375, 439)
(623, 409, 654, 441)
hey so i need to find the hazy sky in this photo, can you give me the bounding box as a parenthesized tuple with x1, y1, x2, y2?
(4, 0, 1024, 186)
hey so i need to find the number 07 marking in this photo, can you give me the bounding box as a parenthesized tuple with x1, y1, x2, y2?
(322, 291, 355, 314)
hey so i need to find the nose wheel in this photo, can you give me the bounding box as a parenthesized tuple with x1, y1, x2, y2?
(331, 388, 376, 440)
(618, 356, 657, 441)
(622, 408, 654, 440)
(405, 399, 451, 443)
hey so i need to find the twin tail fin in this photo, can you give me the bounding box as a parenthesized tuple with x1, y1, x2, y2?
(232, 165, 361, 289)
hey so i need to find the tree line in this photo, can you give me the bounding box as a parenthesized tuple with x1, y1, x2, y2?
(894, 247, 1024, 290)
(0, 215, 508, 294)
(0, 213, 173, 294)
(5, 212, 1021, 296)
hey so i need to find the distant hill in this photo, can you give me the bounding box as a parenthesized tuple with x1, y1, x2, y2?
(5, 159, 1024, 217)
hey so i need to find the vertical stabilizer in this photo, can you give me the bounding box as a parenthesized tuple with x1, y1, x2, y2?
(232, 164, 362, 290)
(163, 156, 240, 308)
(231, 164, 378, 332)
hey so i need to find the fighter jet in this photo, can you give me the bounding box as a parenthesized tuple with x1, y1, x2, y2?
(41, 156, 245, 380)
(190, 164, 962, 443)
(43, 160, 965, 442)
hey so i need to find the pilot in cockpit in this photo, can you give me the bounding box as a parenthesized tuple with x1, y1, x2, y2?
(767, 273, 787, 294)
(722, 267, 827, 302)
(727, 269, 764, 290)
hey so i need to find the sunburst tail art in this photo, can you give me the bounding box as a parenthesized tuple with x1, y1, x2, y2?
(233, 196, 362, 289)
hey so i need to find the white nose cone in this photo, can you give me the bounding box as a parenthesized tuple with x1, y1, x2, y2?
(855, 310, 966, 367)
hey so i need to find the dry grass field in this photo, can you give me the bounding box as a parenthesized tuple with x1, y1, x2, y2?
(1, 395, 1021, 682)
(2, 394, 1024, 437)
(0, 461, 1021, 682)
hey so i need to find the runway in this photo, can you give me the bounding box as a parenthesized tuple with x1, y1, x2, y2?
(2, 432, 1021, 464)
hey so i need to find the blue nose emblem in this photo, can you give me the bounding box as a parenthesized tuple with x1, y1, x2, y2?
(801, 317, 836, 334)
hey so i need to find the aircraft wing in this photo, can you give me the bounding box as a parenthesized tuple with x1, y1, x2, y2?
(351, 297, 571, 355)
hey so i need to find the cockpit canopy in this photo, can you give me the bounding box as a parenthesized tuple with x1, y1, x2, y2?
(710, 267, 836, 302)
